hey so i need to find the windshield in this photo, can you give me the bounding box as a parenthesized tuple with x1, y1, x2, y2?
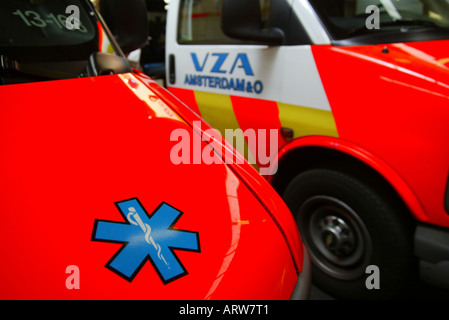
(0, 0, 118, 64)
(309, 0, 449, 44)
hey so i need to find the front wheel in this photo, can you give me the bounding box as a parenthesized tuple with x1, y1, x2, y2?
(283, 168, 415, 299)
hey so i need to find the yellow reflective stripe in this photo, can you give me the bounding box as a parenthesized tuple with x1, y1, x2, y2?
(277, 102, 339, 139)
(193, 91, 258, 167)
(194, 91, 237, 135)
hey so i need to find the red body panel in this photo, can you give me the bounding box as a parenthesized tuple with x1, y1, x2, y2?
(138, 73, 304, 272)
(0, 74, 300, 299)
(312, 40, 449, 227)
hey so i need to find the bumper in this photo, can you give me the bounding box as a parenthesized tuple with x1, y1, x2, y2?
(414, 224, 449, 289)
(290, 246, 311, 300)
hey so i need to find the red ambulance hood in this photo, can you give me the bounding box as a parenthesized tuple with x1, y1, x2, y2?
(312, 40, 449, 223)
(315, 40, 449, 101)
(0, 74, 301, 299)
(312, 40, 449, 145)
(373, 40, 449, 93)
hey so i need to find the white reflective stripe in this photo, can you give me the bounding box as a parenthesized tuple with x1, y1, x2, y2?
(278, 45, 331, 111)
(173, 45, 331, 111)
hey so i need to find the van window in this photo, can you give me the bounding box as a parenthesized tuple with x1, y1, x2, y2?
(0, 0, 124, 85)
(0, 0, 115, 63)
(177, 0, 272, 44)
(309, 0, 449, 42)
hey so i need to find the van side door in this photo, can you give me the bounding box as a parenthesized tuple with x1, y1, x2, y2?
(166, 0, 337, 174)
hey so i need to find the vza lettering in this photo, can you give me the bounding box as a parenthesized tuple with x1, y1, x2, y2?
(185, 53, 264, 94)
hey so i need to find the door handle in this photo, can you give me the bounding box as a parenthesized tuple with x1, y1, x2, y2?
(168, 54, 176, 85)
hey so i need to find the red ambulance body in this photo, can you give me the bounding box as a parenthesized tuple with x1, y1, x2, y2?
(0, 0, 309, 300)
(165, 0, 449, 298)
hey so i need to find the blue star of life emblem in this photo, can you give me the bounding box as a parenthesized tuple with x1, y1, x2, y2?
(92, 198, 200, 284)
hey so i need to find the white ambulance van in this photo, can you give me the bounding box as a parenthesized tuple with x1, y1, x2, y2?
(165, 0, 449, 299)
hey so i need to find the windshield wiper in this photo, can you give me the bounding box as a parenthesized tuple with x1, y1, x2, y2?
(380, 19, 441, 29)
(349, 19, 443, 36)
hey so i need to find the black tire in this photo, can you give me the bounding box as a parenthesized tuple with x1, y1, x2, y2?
(283, 167, 415, 299)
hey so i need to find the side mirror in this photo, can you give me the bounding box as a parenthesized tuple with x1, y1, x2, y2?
(86, 52, 133, 77)
(221, 0, 284, 46)
(99, 0, 149, 55)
